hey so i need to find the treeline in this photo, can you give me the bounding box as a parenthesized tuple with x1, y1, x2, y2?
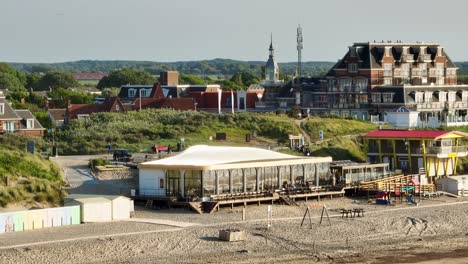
(8, 59, 335, 78)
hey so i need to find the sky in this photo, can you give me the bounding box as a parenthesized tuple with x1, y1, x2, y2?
(1, 0, 467, 63)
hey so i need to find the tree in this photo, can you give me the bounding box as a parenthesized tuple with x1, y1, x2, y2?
(229, 72, 259, 87)
(0, 72, 25, 91)
(101, 87, 120, 97)
(179, 74, 205, 85)
(26, 73, 42, 89)
(48, 88, 94, 108)
(37, 71, 79, 91)
(97, 69, 155, 89)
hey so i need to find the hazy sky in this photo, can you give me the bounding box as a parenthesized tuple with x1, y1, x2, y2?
(1, 0, 467, 63)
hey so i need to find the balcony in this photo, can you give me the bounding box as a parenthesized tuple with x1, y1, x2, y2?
(411, 69, 421, 77)
(418, 54, 432, 62)
(426, 146, 468, 157)
(429, 68, 444, 78)
(400, 54, 414, 62)
(416, 102, 442, 110)
(394, 70, 410, 78)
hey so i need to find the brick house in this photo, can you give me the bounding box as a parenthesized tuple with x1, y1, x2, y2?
(65, 97, 125, 124)
(0, 97, 45, 136)
(300, 41, 468, 127)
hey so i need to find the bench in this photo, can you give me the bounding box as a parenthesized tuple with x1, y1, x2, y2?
(340, 209, 353, 218)
(341, 208, 365, 218)
(353, 208, 365, 217)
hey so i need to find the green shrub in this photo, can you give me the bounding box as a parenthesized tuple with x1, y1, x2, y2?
(89, 158, 110, 168)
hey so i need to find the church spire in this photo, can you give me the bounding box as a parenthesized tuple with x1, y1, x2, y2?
(265, 33, 279, 82)
(269, 33, 274, 58)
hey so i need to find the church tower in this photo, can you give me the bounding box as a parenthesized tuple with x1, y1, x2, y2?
(265, 34, 279, 83)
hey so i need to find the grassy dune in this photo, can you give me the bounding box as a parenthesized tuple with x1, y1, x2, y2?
(0, 147, 65, 208)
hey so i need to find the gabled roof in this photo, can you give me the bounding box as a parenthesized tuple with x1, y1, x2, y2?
(14, 109, 45, 130)
(48, 109, 66, 122)
(139, 145, 331, 170)
(67, 97, 125, 119)
(0, 97, 21, 120)
(327, 42, 458, 77)
(132, 97, 195, 111)
(362, 130, 468, 140)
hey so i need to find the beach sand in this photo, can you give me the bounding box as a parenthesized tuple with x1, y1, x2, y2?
(1, 196, 468, 264)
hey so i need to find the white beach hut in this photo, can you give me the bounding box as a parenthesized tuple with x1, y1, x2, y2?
(436, 176, 468, 196)
(107, 196, 133, 220)
(65, 197, 112, 223)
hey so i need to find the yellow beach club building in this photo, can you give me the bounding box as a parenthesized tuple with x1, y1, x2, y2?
(138, 145, 332, 199)
(362, 130, 468, 179)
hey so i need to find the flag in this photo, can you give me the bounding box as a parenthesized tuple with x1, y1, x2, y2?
(231, 90, 234, 114)
(218, 88, 222, 114)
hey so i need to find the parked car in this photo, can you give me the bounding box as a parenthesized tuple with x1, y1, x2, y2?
(113, 149, 133, 162)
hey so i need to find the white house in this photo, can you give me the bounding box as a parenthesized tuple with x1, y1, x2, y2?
(384, 106, 420, 128)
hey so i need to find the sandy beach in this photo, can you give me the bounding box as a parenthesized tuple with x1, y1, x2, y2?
(0, 195, 467, 264)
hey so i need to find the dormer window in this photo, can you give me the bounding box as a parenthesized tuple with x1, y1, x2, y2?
(140, 89, 148, 97)
(26, 119, 34, 129)
(348, 63, 358, 73)
(128, 89, 136, 97)
(0, 103, 4, 115)
(349, 47, 357, 57)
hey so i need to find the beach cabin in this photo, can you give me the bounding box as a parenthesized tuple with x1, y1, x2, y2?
(436, 176, 468, 196)
(138, 145, 332, 200)
(65, 195, 133, 222)
(65, 197, 112, 223)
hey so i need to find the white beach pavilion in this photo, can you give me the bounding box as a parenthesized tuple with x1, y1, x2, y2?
(138, 145, 332, 199)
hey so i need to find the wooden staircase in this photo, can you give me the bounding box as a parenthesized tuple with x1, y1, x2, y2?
(358, 174, 435, 193)
(188, 201, 220, 214)
(279, 196, 299, 206)
(145, 199, 154, 209)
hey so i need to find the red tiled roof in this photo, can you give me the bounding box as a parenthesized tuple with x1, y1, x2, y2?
(132, 97, 194, 111)
(362, 130, 465, 139)
(72, 73, 108, 80)
(48, 108, 66, 121)
(67, 97, 125, 119)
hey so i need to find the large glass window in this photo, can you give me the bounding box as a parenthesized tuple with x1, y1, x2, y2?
(166, 170, 180, 197)
(382, 93, 394, 103)
(260, 167, 278, 191)
(317, 163, 331, 186)
(231, 169, 243, 193)
(354, 78, 368, 92)
(184, 170, 202, 198)
(203, 170, 216, 196)
(338, 79, 352, 91)
(291, 165, 304, 185)
(217, 169, 230, 194)
(244, 168, 257, 192)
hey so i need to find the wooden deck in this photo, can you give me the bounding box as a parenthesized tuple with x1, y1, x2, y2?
(133, 188, 346, 213)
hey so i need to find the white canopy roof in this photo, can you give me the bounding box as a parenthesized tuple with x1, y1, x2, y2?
(139, 145, 331, 170)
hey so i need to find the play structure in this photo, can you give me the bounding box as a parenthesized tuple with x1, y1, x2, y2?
(301, 205, 331, 228)
(405, 194, 418, 205)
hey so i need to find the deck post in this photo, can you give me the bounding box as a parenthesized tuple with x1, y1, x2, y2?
(242, 169, 246, 193)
